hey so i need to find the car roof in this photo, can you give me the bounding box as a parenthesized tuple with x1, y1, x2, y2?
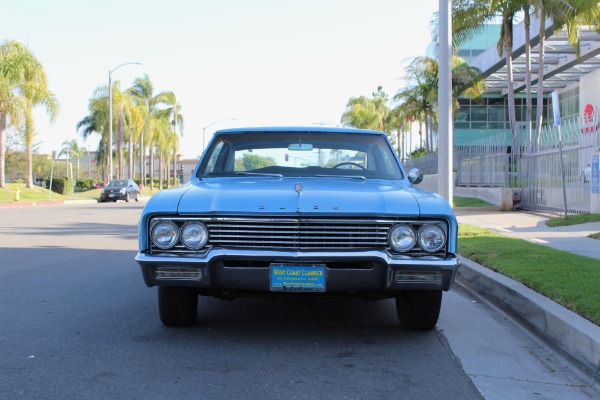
(214, 126, 385, 136)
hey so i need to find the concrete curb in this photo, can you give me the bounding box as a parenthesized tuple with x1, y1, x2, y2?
(0, 199, 99, 208)
(0, 200, 66, 208)
(456, 256, 600, 382)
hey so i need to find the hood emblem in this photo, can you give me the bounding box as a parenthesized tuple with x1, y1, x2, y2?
(294, 183, 303, 194)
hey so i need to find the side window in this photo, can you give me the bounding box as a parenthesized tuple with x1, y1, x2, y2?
(203, 141, 226, 175)
(375, 142, 402, 178)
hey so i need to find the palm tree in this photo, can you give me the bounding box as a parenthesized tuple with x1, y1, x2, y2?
(109, 80, 134, 179)
(153, 115, 172, 189)
(394, 55, 485, 153)
(341, 87, 393, 141)
(59, 139, 84, 180)
(531, 0, 597, 146)
(0, 41, 59, 189)
(0, 40, 26, 188)
(128, 75, 177, 190)
(388, 103, 415, 160)
(13, 42, 59, 189)
(77, 89, 110, 181)
(156, 92, 184, 186)
(124, 102, 145, 180)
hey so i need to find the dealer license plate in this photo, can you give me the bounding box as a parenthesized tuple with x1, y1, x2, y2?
(270, 264, 326, 292)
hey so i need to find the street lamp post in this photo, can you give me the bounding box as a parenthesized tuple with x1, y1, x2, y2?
(108, 62, 141, 180)
(202, 118, 236, 153)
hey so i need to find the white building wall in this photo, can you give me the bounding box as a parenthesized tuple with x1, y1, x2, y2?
(579, 68, 600, 116)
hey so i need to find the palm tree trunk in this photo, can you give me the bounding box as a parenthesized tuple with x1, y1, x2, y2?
(524, 8, 532, 154)
(172, 151, 177, 187)
(128, 130, 134, 179)
(504, 17, 518, 187)
(424, 117, 430, 152)
(149, 145, 155, 190)
(166, 158, 171, 189)
(534, 8, 547, 152)
(25, 110, 34, 189)
(117, 113, 124, 179)
(140, 133, 145, 188)
(159, 155, 163, 189)
(0, 114, 6, 188)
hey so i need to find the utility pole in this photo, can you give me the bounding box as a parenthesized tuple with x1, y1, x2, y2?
(438, 0, 453, 206)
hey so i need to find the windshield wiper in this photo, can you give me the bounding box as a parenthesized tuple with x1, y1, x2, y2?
(235, 172, 283, 178)
(315, 174, 366, 181)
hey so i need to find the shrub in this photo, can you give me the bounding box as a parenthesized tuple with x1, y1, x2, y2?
(75, 178, 95, 191)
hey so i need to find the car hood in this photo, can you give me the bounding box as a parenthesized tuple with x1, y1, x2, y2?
(144, 178, 453, 218)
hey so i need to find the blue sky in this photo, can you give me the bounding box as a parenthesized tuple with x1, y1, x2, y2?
(3, 0, 439, 158)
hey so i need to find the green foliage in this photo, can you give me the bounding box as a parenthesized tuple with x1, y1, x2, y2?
(45, 177, 74, 195)
(75, 178, 94, 191)
(453, 196, 494, 207)
(236, 154, 276, 171)
(546, 214, 600, 227)
(410, 147, 426, 158)
(458, 224, 600, 325)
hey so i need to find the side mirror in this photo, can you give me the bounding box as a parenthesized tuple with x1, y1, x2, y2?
(408, 168, 423, 185)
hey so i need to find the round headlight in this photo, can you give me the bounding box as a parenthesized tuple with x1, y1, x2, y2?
(389, 224, 416, 252)
(181, 221, 209, 250)
(417, 224, 446, 253)
(151, 221, 180, 249)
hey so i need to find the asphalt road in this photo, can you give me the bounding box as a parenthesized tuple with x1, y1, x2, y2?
(0, 202, 482, 400)
(1, 202, 597, 399)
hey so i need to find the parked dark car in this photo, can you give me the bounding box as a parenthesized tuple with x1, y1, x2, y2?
(99, 179, 140, 202)
(90, 182, 105, 190)
(135, 127, 460, 330)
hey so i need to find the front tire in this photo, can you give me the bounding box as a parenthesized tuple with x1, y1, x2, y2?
(158, 286, 198, 327)
(395, 290, 442, 331)
(125, 193, 130, 202)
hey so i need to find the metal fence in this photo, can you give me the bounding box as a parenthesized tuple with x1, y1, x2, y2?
(520, 116, 599, 214)
(404, 133, 510, 187)
(403, 115, 600, 215)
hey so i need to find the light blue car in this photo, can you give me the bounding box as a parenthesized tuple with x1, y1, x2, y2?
(135, 127, 460, 330)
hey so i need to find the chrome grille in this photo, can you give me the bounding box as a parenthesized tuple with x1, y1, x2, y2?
(205, 219, 392, 248)
(148, 217, 448, 256)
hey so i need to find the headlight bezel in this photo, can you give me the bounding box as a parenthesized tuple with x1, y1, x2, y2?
(150, 220, 180, 249)
(180, 221, 209, 250)
(388, 224, 417, 252)
(388, 221, 448, 254)
(417, 224, 447, 253)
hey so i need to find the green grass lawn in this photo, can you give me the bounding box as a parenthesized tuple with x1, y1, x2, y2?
(0, 182, 162, 203)
(546, 213, 600, 227)
(1, 183, 65, 202)
(459, 224, 600, 326)
(453, 196, 495, 208)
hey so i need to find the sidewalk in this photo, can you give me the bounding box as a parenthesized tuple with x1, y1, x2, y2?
(454, 207, 600, 382)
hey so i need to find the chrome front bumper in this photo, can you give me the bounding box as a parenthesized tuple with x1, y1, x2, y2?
(135, 248, 461, 294)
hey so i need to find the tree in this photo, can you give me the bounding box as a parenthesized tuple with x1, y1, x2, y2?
(153, 115, 174, 189)
(394, 55, 485, 153)
(531, 0, 597, 146)
(59, 139, 84, 179)
(8, 41, 60, 188)
(77, 89, 109, 181)
(0, 40, 27, 188)
(128, 75, 178, 190)
(237, 153, 276, 170)
(155, 92, 184, 187)
(341, 86, 393, 141)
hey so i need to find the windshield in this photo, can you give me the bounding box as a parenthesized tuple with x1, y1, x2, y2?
(107, 180, 127, 187)
(197, 131, 404, 180)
